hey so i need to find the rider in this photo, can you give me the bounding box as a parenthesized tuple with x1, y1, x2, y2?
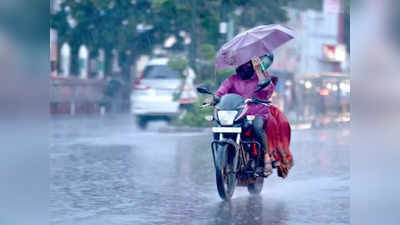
(205, 54, 276, 177)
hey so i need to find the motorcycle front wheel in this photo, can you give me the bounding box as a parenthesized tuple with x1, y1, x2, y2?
(215, 144, 236, 200)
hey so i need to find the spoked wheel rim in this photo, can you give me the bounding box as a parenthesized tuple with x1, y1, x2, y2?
(215, 145, 236, 200)
(216, 165, 235, 200)
(223, 166, 235, 197)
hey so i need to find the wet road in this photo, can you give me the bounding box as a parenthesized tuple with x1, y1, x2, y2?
(51, 116, 349, 225)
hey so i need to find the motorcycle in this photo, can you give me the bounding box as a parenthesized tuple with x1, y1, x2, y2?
(197, 79, 275, 200)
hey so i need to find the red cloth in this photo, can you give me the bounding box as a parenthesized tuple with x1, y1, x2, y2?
(266, 105, 293, 169)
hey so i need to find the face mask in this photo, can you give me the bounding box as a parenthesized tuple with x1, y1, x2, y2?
(260, 53, 274, 72)
(236, 62, 254, 80)
(260, 56, 272, 71)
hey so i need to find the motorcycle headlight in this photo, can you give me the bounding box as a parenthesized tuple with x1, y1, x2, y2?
(217, 110, 238, 125)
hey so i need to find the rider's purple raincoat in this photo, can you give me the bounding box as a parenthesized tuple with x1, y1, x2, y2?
(215, 72, 293, 178)
(215, 73, 275, 120)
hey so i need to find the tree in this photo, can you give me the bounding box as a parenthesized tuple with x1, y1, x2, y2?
(230, 0, 292, 28)
(288, 0, 322, 11)
(50, 0, 299, 78)
(51, 0, 162, 79)
(150, 0, 297, 68)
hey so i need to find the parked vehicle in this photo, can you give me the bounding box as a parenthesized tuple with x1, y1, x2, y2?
(196, 79, 274, 200)
(131, 58, 181, 128)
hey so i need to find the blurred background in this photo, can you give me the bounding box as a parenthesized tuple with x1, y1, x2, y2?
(50, 0, 350, 129)
(47, 1, 353, 225)
(5, 0, 400, 224)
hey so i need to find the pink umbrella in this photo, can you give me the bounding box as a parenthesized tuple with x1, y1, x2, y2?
(215, 24, 294, 70)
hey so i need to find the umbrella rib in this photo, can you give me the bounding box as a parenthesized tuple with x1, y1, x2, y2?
(233, 36, 266, 52)
(231, 33, 250, 56)
(247, 32, 263, 40)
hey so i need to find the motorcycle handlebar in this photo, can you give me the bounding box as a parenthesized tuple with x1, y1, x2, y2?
(201, 103, 212, 108)
(246, 98, 271, 104)
(202, 98, 271, 108)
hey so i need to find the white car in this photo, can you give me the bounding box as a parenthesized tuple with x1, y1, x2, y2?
(131, 58, 181, 128)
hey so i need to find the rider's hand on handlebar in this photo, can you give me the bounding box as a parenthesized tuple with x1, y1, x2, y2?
(201, 97, 214, 107)
(245, 98, 271, 105)
(203, 97, 213, 104)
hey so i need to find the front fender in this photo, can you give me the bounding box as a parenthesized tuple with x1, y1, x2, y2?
(211, 139, 240, 171)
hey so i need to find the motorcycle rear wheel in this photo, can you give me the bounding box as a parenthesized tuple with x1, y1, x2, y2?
(247, 176, 264, 195)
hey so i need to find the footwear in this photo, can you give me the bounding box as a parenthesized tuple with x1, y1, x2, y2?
(277, 165, 288, 178)
(263, 162, 273, 177)
(255, 166, 272, 177)
(276, 148, 293, 178)
(263, 149, 273, 177)
(271, 160, 279, 168)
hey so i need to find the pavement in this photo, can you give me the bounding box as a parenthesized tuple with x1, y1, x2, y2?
(51, 115, 350, 225)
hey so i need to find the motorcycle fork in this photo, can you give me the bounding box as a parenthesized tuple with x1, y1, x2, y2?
(211, 134, 240, 173)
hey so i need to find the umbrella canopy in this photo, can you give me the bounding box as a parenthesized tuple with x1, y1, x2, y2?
(215, 24, 294, 71)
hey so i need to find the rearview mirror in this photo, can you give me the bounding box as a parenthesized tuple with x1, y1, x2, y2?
(196, 85, 213, 95)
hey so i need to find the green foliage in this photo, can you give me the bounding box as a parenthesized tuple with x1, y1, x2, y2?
(288, 0, 322, 11)
(168, 55, 188, 101)
(196, 68, 234, 94)
(174, 96, 214, 127)
(168, 56, 188, 74)
(151, 0, 170, 11)
(51, 0, 297, 76)
(50, 0, 328, 126)
(216, 69, 235, 83)
(51, 0, 158, 75)
(228, 0, 294, 28)
(199, 44, 217, 61)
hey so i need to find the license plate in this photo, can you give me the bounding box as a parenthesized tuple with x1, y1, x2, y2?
(212, 127, 242, 133)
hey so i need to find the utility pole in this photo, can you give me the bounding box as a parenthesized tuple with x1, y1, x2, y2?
(337, 0, 345, 44)
(98, 49, 105, 79)
(79, 45, 89, 79)
(189, 0, 198, 72)
(227, 18, 234, 41)
(61, 43, 71, 77)
(219, 0, 228, 46)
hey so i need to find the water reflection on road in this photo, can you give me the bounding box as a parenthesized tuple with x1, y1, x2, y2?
(51, 116, 349, 225)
